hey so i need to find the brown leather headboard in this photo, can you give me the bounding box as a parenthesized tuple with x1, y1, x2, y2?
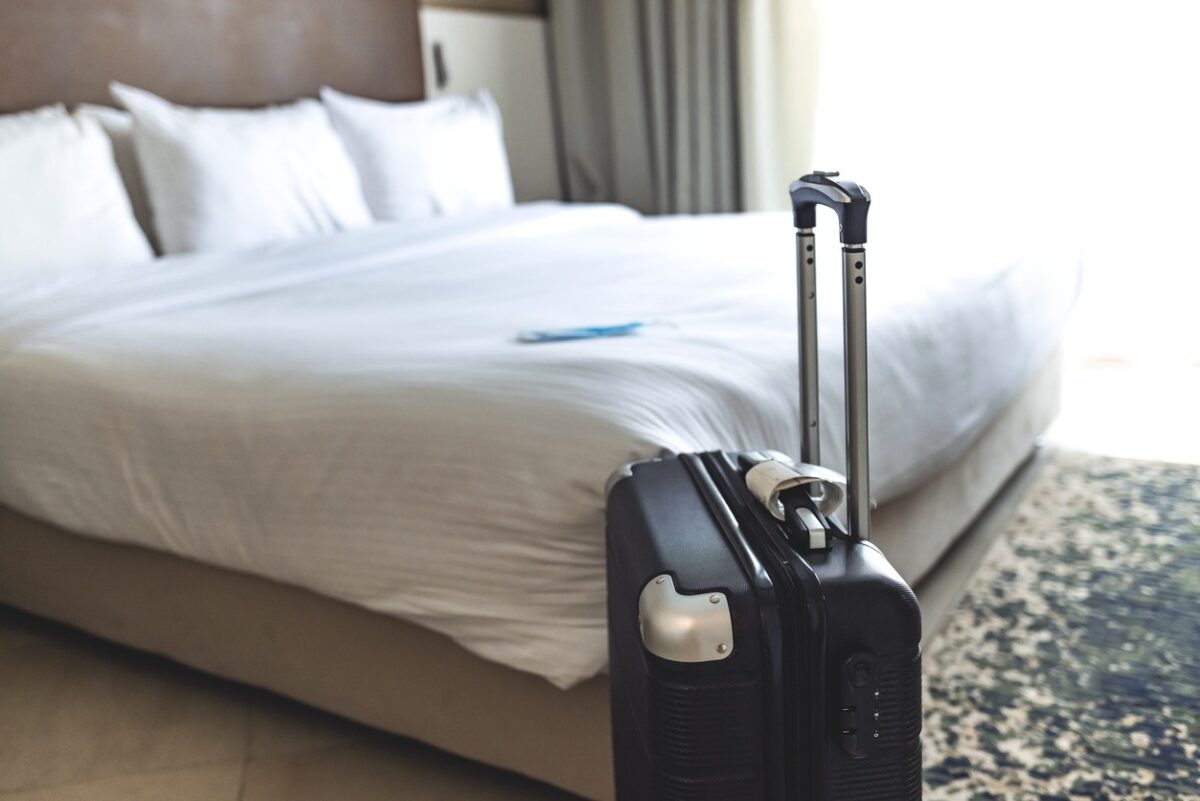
(0, 0, 424, 113)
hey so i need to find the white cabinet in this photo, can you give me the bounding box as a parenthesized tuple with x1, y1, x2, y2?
(420, 7, 562, 202)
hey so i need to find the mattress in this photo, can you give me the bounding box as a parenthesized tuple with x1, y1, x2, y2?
(0, 203, 1079, 688)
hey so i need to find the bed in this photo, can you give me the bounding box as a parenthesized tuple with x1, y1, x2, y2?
(0, 3, 1079, 799)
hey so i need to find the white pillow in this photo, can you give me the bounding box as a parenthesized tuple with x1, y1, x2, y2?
(74, 104, 158, 252)
(111, 83, 372, 255)
(320, 88, 514, 221)
(0, 105, 153, 274)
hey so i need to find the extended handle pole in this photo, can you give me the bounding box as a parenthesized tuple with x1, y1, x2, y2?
(789, 171, 872, 541)
(841, 244, 870, 543)
(797, 229, 820, 466)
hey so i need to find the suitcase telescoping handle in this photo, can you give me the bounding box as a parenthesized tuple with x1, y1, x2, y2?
(789, 171, 872, 542)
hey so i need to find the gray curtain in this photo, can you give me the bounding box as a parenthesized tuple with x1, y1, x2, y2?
(549, 0, 741, 214)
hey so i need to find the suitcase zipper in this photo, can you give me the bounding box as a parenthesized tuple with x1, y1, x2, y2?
(690, 452, 830, 801)
(679, 453, 790, 801)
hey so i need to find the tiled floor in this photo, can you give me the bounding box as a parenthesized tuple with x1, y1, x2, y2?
(0, 604, 576, 800)
(1044, 252, 1200, 466)
(1046, 357, 1200, 465)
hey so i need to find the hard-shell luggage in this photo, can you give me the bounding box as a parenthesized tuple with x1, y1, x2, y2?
(605, 172, 923, 801)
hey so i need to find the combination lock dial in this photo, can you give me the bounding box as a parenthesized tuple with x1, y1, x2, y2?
(835, 652, 880, 758)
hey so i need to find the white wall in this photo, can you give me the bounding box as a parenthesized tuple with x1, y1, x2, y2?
(815, 0, 1200, 367)
(419, 7, 562, 202)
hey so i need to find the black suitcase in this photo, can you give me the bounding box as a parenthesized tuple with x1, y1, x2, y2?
(605, 172, 922, 801)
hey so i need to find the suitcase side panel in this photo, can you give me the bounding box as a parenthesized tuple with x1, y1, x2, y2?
(606, 459, 773, 801)
(809, 542, 923, 801)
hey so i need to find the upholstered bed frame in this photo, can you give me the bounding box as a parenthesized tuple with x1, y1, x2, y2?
(0, 0, 425, 112)
(0, 5, 1064, 798)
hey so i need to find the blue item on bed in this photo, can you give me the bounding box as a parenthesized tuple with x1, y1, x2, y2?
(517, 322, 646, 344)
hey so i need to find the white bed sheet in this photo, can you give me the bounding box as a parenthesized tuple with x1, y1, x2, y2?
(0, 204, 1079, 688)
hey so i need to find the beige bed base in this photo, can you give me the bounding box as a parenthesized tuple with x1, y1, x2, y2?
(0, 353, 1061, 800)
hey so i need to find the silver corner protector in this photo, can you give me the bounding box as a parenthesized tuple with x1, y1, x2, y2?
(638, 574, 734, 663)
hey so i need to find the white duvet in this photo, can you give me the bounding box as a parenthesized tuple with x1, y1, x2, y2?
(0, 204, 1078, 688)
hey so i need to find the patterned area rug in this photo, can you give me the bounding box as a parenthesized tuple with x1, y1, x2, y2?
(923, 451, 1200, 800)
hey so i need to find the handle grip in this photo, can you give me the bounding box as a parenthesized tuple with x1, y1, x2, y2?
(789, 170, 871, 245)
(791, 171, 872, 541)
